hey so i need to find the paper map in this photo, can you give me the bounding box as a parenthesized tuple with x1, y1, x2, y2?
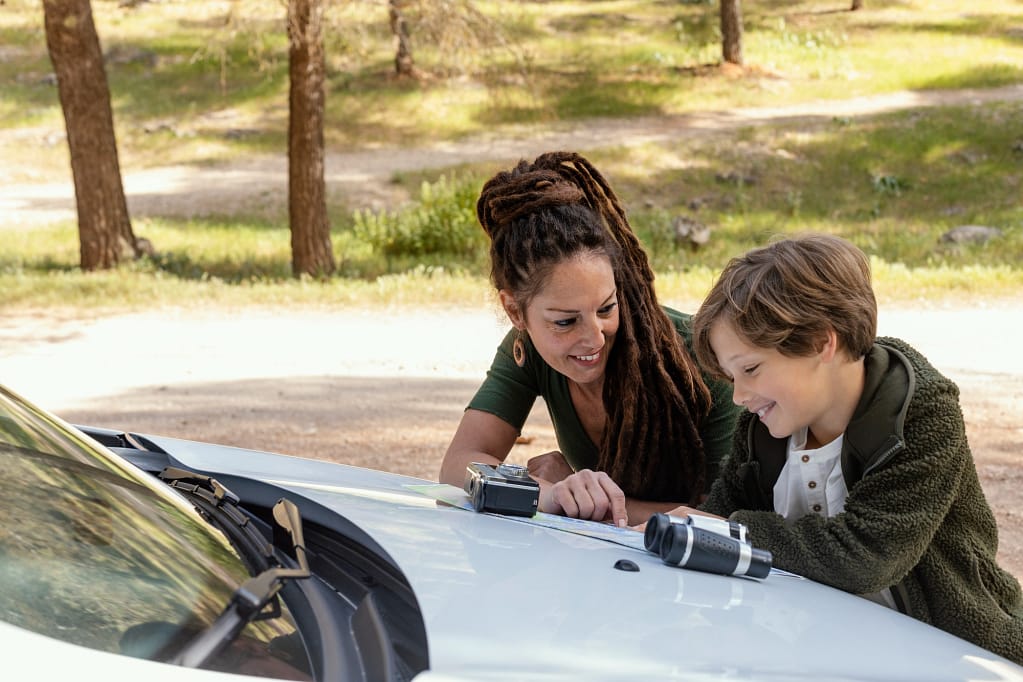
(405, 483, 648, 552)
(405, 483, 803, 578)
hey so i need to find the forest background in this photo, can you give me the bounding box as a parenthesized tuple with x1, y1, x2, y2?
(2, 0, 1022, 576)
(4, 0, 1023, 307)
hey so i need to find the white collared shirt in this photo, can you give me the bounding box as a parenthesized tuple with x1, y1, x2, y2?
(774, 427, 897, 611)
(773, 427, 847, 520)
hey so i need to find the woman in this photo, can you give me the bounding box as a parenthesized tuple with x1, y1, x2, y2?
(438, 151, 738, 526)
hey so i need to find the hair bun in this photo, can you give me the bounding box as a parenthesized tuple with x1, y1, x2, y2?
(477, 166, 585, 238)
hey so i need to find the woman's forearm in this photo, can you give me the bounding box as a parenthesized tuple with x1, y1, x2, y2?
(439, 449, 502, 487)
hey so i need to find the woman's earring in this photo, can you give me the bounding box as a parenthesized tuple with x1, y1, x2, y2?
(513, 333, 527, 368)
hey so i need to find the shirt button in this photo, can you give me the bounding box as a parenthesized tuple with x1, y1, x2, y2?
(813, 504, 822, 512)
(801, 454, 810, 463)
(808, 481, 817, 489)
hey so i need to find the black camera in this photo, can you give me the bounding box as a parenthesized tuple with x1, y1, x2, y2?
(645, 513, 771, 579)
(463, 462, 540, 517)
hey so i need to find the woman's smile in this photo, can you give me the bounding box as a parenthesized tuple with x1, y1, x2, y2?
(571, 349, 602, 366)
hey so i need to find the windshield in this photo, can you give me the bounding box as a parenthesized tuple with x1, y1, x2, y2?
(0, 388, 310, 679)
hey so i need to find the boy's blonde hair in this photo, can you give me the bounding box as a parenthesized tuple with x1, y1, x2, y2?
(693, 233, 877, 382)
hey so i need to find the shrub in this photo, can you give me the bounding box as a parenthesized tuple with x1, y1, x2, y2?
(352, 175, 485, 257)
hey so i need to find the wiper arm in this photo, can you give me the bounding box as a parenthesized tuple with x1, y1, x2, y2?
(160, 466, 240, 506)
(160, 466, 273, 566)
(169, 498, 311, 669)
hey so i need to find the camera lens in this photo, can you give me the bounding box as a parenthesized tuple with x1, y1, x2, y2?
(468, 476, 484, 512)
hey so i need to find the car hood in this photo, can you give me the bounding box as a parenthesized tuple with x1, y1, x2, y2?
(144, 434, 1023, 682)
(3, 620, 266, 682)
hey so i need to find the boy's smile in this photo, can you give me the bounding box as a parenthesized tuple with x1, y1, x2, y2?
(749, 401, 776, 421)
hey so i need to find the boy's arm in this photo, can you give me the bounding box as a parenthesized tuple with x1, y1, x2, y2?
(730, 387, 969, 594)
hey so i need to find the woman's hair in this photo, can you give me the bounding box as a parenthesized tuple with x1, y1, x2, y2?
(476, 151, 712, 502)
(692, 233, 878, 382)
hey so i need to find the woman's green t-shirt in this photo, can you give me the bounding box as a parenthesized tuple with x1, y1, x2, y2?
(466, 306, 739, 492)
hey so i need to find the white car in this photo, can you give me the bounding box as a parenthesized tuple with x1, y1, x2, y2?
(2, 384, 1021, 682)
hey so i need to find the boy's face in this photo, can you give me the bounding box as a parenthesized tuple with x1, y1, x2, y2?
(708, 318, 840, 444)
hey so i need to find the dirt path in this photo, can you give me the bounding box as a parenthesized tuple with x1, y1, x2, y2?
(1, 302, 1021, 583)
(3, 83, 1023, 225)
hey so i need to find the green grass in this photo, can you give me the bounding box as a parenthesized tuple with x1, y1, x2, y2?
(5, 0, 1023, 169)
(2, 0, 1022, 313)
(4, 98, 1022, 312)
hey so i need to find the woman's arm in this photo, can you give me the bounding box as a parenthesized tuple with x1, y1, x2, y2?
(439, 408, 521, 486)
(441, 410, 630, 525)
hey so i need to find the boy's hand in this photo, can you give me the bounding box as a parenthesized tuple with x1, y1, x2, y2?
(630, 505, 725, 532)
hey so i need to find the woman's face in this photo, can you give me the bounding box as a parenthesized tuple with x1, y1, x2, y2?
(509, 252, 619, 388)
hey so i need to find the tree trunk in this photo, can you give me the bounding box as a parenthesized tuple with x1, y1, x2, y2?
(287, 0, 335, 277)
(389, 0, 415, 78)
(851, 0, 864, 9)
(720, 0, 744, 66)
(43, 0, 138, 271)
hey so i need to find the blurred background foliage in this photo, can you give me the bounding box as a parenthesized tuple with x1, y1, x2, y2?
(1, 0, 1021, 309)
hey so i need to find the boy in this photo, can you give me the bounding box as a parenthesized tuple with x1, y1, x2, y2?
(678, 233, 1022, 664)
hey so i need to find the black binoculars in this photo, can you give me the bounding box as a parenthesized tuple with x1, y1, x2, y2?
(644, 513, 772, 579)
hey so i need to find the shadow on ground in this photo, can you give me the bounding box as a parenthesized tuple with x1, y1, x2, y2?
(56, 374, 558, 483)
(55, 372, 1022, 583)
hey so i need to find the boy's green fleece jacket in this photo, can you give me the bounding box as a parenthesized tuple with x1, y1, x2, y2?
(701, 337, 1023, 665)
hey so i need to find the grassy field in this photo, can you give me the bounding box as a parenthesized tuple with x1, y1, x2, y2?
(1, 0, 1022, 312)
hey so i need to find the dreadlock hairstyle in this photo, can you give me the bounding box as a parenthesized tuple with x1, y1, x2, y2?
(476, 151, 713, 503)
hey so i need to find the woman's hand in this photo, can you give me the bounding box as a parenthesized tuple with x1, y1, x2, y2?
(526, 451, 574, 484)
(539, 469, 628, 527)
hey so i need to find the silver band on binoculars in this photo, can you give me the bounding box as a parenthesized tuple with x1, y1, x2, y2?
(688, 515, 748, 543)
(659, 524, 773, 579)
(734, 538, 753, 577)
(668, 525, 753, 574)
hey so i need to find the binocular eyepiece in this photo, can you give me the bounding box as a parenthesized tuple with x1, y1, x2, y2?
(644, 513, 772, 579)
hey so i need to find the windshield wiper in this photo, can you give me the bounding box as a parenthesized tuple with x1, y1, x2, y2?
(168, 497, 311, 669)
(160, 466, 273, 568)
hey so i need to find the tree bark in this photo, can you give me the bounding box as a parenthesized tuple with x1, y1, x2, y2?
(389, 0, 415, 78)
(287, 0, 335, 277)
(43, 0, 139, 270)
(720, 0, 744, 66)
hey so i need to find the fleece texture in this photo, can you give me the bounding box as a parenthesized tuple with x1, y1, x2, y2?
(700, 337, 1023, 665)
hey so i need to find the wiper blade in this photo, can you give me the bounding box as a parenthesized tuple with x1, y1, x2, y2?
(160, 466, 240, 506)
(169, 498, 311, 669)
(160, 466, 273, 565)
